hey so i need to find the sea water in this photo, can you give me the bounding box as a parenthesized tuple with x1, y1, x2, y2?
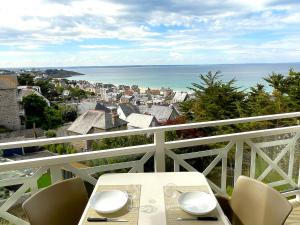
(68, 63, 300, 92)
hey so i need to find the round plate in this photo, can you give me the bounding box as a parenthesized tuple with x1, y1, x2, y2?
(178, 192, 217, 215)
(90, 190, 128, 214)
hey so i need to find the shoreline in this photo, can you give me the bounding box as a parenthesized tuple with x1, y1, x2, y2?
(67, 76, 191, 93)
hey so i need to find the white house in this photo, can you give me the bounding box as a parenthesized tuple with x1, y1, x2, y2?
(117, 103, 140, 120)
(171, 92, 189, 103)
(126, 113, 159, 129)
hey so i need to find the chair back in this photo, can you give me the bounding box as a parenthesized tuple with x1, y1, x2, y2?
(23, 177, 88, 225)
(231, 176, 292, 225)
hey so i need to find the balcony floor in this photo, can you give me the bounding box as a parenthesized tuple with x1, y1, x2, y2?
(285, 200, 300, 225)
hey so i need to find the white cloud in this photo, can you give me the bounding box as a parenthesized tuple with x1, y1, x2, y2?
(0, 0, 300, 66)
(79, 45, 121, 49)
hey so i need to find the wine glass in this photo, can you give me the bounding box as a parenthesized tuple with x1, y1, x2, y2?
(165, 183, 178, 199)
(126, 184, 139, 211)
(165, 183, 179, 211)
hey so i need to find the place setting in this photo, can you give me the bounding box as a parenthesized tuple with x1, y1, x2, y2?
(164, 185, 222, 224)
(84, 185, 141, 224)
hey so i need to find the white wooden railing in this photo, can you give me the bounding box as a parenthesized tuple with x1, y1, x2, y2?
(0, 112, 300, 224)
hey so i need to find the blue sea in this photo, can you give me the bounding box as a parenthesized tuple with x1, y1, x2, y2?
(68, 63, 300, 92)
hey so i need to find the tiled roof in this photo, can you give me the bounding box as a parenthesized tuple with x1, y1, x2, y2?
(126, 113, 157, 128)
(118, 103, 140, 117)
(67, 110, 127, 134)
(172, 92, 189, 103)
(138, 105, 178, 122)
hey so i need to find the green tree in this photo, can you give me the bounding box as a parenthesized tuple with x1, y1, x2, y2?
(70, 87, 87, 100)
(18, 73, 34, 85)
(181, 71, 245, 122)
(263, 72, 288, 95)
(43, 107, 63, 130)
(34, 79, 58, 100)
(245, 84, 275, 116)
(285, 68, 300, 109)
(60, 105, 77, 122)
(22, 94, 48, 128)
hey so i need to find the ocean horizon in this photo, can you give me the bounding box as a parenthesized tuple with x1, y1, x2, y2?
(8, 63, 300, 92)
(65, 63, 300, 92)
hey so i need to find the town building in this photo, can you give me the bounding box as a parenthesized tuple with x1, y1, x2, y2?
(126, 113, 158, 129)
(171, 92, 189, 103)
(117, 103, 140, 120)
(17, 86, 50, 106)
(139, 105, 179, 123)
(67, 110, 127, 150)
(0, 74, 21, 130)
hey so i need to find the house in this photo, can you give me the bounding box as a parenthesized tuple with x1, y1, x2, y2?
(77, 101, 113, 115)
(62, 90, 70, 97)
(117, 103, 140, 120)
(118, 85, 130, 90)
(171, 92, 189, 103)
(139, 105, 179, 123)
(17, 86, 50, 106)
(146, 88, 161, 95)
(0, 74, 21, 130)
(119, 95, 134, 103)
(160, 87, 173, 97)
(126, 113, 159, 129)
(67, 110, 127, 150)
(67, 110, 127, 135)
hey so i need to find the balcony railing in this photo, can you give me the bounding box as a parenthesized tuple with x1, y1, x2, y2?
(0, 112, 300, 224)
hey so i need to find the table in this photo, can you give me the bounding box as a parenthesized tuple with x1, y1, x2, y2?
(79, 172, 231, 225)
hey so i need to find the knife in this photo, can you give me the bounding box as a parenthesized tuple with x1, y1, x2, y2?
(177, 216, 218, 221)
(87, 217, 128, 222)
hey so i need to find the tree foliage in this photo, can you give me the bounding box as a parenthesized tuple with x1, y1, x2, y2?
(17, 73, 35, 85)
(182, 71, 245, 122)
(35, 79, 58, 100)
(43, 107, 63, 130)
(22, 94, 65, 130)
(23, 94, 48, 128)
(180, 70, 300, 133)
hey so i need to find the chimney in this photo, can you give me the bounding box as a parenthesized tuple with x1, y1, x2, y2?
(111, 109, 119, 125)
(146, 101, 153, 108)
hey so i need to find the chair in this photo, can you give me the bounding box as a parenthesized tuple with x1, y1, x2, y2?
(217, 176, 292, 225)
(22, 177, 88, 225)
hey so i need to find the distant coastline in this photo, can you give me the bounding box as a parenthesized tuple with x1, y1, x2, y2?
(4, 63, 300, 92)
(67, 63, 300, 92)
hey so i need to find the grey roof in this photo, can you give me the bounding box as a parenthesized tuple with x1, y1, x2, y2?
(138, 105, 178, 122)
(126, 113, 157, 128)
(118, 103, 140, 117)
(171, 103, 182, 115)
(95, 103, 111, 113)
(77, 102, 116, 115)
(77, 102, 97, 115)
(172, 92, 189, 103)
(18, 89, 50, 106)
(67, 110, 127, 134)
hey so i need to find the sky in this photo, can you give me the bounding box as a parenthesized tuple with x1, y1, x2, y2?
(0, 0, 300, 67)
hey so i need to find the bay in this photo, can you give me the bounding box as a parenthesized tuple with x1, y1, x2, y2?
(67, 63, 300, 91)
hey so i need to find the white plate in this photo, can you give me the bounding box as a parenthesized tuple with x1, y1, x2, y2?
(90, 190, 128, 214)
(178, 192, 217, 215)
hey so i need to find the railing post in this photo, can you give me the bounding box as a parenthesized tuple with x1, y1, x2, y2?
(50, 165, 63, 184)
(297, 164, 300, 202)
(154, 131, 165, 172)
(234, 140, 243, 185)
